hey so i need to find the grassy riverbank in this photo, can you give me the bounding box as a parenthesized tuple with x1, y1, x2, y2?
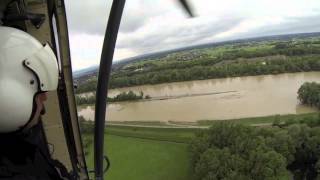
(104, 112, 319, 127)
(198, 112, 320, 126)
(81, 112, 319, 180)
(84, 131, 291, 180)
(82, 127, 193, 180)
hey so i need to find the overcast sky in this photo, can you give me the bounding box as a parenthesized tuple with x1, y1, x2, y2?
(65, 0, 320, 71)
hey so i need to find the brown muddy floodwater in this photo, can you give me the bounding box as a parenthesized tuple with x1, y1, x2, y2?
(78, 72, 320, 122)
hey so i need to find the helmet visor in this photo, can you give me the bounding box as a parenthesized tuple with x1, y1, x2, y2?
(24, 43, 59, 92)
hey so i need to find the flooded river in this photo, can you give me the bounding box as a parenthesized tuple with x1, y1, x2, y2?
(78, 72, 320, 122)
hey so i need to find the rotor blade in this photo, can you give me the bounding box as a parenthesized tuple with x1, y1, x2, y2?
(179, 0, 194, 17)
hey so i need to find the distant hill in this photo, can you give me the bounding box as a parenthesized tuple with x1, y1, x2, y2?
(73, 65, 99, 78)
(73, 32, 320, 79)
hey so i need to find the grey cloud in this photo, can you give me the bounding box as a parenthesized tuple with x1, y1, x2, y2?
(67, 0, 320, 65)
(116, 16, 244, 54)
(66, 0, 159, 35)
(120, 14, 146, 33)
(66, 0, 112, 35)
(231, 14, 320, 40)
(117, 13, 320, 59)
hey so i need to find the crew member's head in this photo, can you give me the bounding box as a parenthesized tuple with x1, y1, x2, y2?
(0, 26, 59, 133)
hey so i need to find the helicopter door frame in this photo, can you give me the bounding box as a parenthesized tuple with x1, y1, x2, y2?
(47, 0, 89, 179)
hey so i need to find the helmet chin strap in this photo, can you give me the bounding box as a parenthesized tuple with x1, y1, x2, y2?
(21, 108, 40, 134)
(40, 106, 46, 115)
(21, 93, 44, 133)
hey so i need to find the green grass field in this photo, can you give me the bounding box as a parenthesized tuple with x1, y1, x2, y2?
(84, 134, 195, 180)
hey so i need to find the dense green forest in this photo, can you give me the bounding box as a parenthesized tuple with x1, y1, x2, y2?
(75, 91, 148, 105)
(191, 121, 320, 180)
(298, 82, 320, 109)
(76, 38, 320, 93)
(109, 56, 320, 89)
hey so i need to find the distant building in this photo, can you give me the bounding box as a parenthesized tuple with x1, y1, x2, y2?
(134, 68, 144, 72)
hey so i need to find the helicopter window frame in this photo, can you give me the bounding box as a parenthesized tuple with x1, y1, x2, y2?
(51, 15, 62, 72)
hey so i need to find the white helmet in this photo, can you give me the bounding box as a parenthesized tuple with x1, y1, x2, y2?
(0, 26, 59, 133)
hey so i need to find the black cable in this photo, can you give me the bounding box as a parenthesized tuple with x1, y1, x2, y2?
(103, 155, 110, 174)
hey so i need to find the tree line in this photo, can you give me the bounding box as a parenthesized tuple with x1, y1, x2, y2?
(191, 121, 320, 180)
(298, 82, 320, 109)
(75, 91, 149, 105)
